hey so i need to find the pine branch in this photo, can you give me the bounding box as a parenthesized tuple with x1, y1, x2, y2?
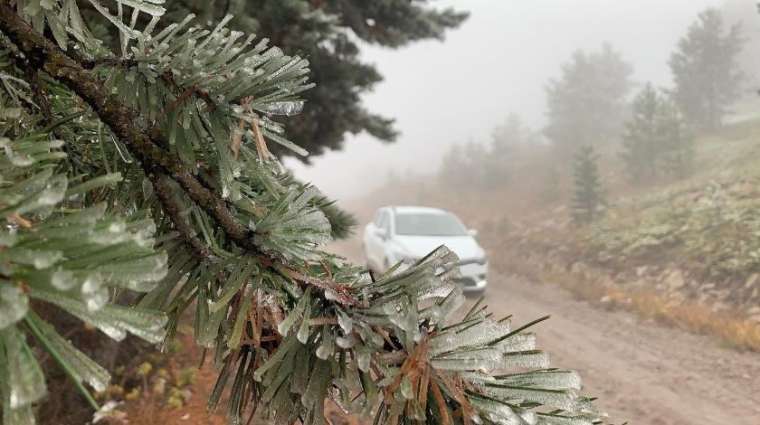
(0, 39, 38, 113)
(157, 69, 218, 113)
(80, 57, 139, 69)
(0, 3, 356, 306)
(0, 6, 603, 425)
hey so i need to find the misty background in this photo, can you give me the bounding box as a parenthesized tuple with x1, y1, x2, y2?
(285, 0, 733, 199)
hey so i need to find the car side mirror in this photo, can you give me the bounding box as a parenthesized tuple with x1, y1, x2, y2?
(468, 229, 478, 237)
(375, 228, 388, 239)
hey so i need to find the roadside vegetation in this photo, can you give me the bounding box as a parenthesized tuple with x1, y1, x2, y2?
(363, 113, 760, 353)
(358, 5, 760, 353)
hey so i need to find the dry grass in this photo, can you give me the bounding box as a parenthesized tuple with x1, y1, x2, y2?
(606, 288, 760, 352)
(122, 333, 226, 425)
(118, 330, 362, 425)
(493, 254, 760, 352)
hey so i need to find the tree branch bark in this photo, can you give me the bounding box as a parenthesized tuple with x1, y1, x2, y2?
(153, 176, 212, 260)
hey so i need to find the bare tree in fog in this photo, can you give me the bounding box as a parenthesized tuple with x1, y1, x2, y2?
(669, 8, 744, 131)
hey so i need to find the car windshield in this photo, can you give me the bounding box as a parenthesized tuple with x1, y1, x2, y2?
(394, 212, 468, 236)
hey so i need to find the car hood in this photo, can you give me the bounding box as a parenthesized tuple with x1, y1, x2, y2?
(393, 235, 485, 261)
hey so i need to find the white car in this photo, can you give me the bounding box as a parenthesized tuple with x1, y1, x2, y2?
(363, 206, 488, 293)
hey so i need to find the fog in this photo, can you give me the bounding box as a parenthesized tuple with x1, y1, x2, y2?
(285, 0, 721, 200)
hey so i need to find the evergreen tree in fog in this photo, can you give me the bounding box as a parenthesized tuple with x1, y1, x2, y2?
(621, 84, 663, 183)
(621, 84, 695, 183)
(572, 146, 605, 224)
(545, 43, 633, 158)
(164, 0, 468, 159)
(669, 8, 744, 131)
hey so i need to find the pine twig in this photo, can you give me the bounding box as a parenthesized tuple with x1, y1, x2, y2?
(153, 175, 212, 259)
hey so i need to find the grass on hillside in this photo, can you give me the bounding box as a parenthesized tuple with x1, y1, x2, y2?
(352, 114, 760, 353)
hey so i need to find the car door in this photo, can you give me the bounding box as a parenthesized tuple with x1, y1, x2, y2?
(365, 209, 389, 272)
(375, 210, 392, 271)
(363, 209, 379, 270)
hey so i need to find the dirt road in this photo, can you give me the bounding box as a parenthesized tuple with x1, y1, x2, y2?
(486, 274, 760, 425)
(331, 240, 760, 425)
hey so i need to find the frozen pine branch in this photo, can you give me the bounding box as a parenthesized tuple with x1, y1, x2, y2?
(0, 131, 168, 422)
(0, 2, 603, 424)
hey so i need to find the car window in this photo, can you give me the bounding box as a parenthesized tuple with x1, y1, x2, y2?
(395, 212, 468, 236)
(377, 211, 389, 230)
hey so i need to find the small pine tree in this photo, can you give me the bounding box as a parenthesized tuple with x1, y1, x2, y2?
(621, 83, 661, 183)
(658, 97, 695, 179)
(572, 146, 605, 224)
(621, 84, 695, 184)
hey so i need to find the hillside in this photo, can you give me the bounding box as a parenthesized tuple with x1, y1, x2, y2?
(348, 115, 760, 351)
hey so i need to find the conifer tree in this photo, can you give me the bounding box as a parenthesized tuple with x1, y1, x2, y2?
(658, 97, 695, 179)
(545, 43, 633, 158)
(0, 2, 600, 425)
(669, 8, 744, 131)
(621, 84, 695, 184)
(438, 144, 466, 189)
(721, 0, 760, 85)
(439, 114, 537, 192)
(621, 83, 662, 183)
(439, 141, 488, 190)
(463, 140, 488, 187)
(572, 146, 605, 224)
(483, 114, 525, 188)
(160, 0, 469, 159)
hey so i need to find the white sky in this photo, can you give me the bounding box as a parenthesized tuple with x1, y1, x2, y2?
(284, 0, 722, 200)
